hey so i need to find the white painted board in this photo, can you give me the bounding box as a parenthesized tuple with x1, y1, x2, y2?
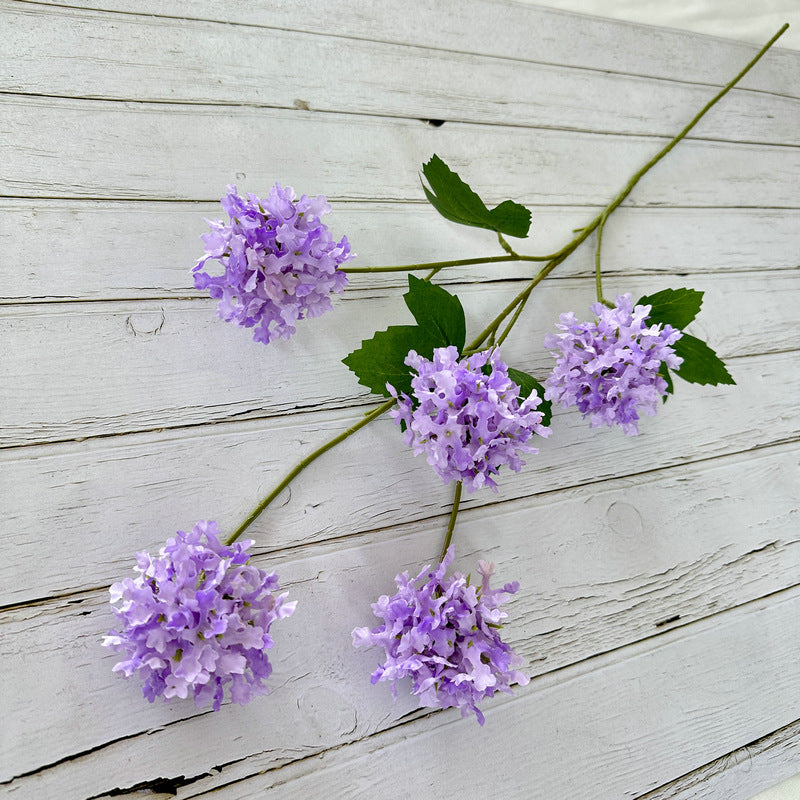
(1, 2, 798, 799)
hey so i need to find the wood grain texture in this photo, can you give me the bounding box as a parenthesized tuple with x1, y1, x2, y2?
(2, 0, 798, 797)
(0, 271, 796, 447)
(4, 96, 800, 205)
(5, 3, 800, 145)
(2, 352, 798, 607)
(6, 577, 800, 798)
(2, 202, 798, 302)
(174, 589, 800, 800)
(17, 0, 800, 97)
(639, 719, 800, 800)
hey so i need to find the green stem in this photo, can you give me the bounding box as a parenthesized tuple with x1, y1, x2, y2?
(464, 259, 557, 353)
(225, 398, 395, 545)
(594, 210, 612, 307)
(497, 232, 518, 256)
(343, 252, 564, 273)
(439, 481, 463, 561)
(464, 24, 787, 352)
(425, 266, 445, 281)
(223, 25, 787, 549)
(343, 255, 514, 273)
(496, 286, 532, 347)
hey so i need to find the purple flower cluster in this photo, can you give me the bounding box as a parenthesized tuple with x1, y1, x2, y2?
(193, 184, 352, 344)
(544, 294, 683, 435)
(352, 547, 528, 725)
(103, 520, 296, 711)
(389, 346, 550, 492)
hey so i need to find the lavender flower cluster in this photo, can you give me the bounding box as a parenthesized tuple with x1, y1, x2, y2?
(193, 184, 352, 345)
(352, 547, 529, 725)
(544, 294, 683, 435)
(389, 346, 550, 492)
(105, 181, 704, 724)
(103, 521, 296, 711)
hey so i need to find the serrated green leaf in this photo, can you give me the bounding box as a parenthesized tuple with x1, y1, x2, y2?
(403, 275, 466, 351)
(342, 325, 445, 398)
(343, 276, 468, 398)
(507, 367, 553, 427)
(637, 288, 703, 330)
(658, 362, 674, 404)
(421, 155, 531, 238)
(673, 334, 735, 386)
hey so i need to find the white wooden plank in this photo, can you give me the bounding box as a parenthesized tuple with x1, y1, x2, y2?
(17, 0, 800, 98)
(2, 349, 798, 607)
(3, 97, 799, 205)
(4, 3, 799, 145)
(176, 590, 800, 800)
(638, 720, 800, 800)
(4, 525, 799, 798)
(2, 202, 798, 302)
(0, 271, 796, 446)
(3, 2, 798, 795)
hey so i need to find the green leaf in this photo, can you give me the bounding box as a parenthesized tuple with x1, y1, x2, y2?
(421, 155, 531, 238)
(342, 325, 444, 398)
(672, 334, 735, 386)
(403, 275, 466, 351)
(637, 288, 703, 330)
(658, 361, 674, 404)
(343, 276, 468, 398)
(507, 367, 553, 427)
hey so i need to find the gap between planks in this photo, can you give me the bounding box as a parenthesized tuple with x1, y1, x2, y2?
(4, 4, 800, 145)
(10, 0, 800, 100)
(10, 581, 800, 799)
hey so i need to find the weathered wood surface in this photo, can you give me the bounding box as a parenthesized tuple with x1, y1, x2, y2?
(2, 357, 798, 607)
(1, 203, 799, 302)
(16, 0, 800, 97)
(1, 271, 798, 447)
(7, 582, 800, 797)
(5, 97, 800, 203)
(1, 1, 798, 798)
(641, 719, 800, 800)
(5, 3, 800, 144)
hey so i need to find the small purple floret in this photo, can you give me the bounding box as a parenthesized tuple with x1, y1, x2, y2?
(193, 184, 352, 344)
(352, 547, 529, 725)
(103, 521, 296, 711)
(388, 346, 550, 493)
(543, 294, 683, 435)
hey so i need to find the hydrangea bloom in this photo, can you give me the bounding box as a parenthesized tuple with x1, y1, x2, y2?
(544, 294, 683, 435)
(352, 547, 529, 725)
(103, 520, 296, 711)
(388, 346, 550, 493)
(193, 183, 352, 344)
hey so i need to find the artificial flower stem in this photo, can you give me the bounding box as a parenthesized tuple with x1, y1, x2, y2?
(594, 210, 614, 308)
(497, 232, 518, 257)
(344, 255, 513, 273)
(464, 259, 554, 353)
(225, 398, 396, 545)
(425, 266, 445, 281)
(464, 24, 787, 353)
(440, 481, 463, 562)
(343, 252, 556, 274)
(226, 24, 787, 547)
(496, 284, 533, 347)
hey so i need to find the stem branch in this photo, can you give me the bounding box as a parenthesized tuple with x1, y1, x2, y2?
(594, 209, 611, 307)
(497, 232, 518, 256)
(223, 25, 787, 549)
(463, 24, 787, 351)
(343, 250, 562, 274)
(344, 255, 513, 273)
(440, 481, 463, 561)
(225, 398, 395, 545)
